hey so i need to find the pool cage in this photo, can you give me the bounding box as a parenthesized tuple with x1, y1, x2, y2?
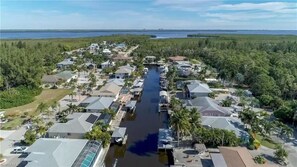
(72, 140, 102, 167)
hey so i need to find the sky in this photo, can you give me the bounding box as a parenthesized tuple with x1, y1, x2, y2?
(1, 0, 297, 30)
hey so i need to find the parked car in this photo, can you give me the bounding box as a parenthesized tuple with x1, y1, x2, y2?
(12, 146, 28, 154)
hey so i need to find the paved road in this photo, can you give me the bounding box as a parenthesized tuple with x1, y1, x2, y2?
(0, 126, 26, 156)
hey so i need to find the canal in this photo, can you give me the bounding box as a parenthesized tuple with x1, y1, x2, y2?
(105, 66, 169, 167)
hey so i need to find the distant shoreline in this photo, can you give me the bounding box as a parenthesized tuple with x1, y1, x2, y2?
(1, 30, 296, 39)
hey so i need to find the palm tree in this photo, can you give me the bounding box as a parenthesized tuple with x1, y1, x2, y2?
(239, 108, 257, 130)
(170, 108, 191, 146)
(36, 102, 48, 114)
(69, 92, 76, 102)
(85, 126, 111, 148)
(170, 98, 182, 112)
(274, 145, 288, 165)
(102, 108, 116, 119)
(188, 108, 201, 132)
(51, 101, 58, 112)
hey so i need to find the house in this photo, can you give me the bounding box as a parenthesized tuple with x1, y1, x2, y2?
(21, 138, 103, 167)
(111, 127, 127, 144)
(91, 82, 122, 99)
(184, 80, 212, 98)
(89, 43, 99, 54)
(112, 55, 133, 62)
(47, 113, 101, 139)
(174, 61, 192, 77)
(84, 62, 96, 70)
(85, 97, 114, 113)
(115, 65, 135, 79)
(41, 75, 61, 86)
(102, 48, 111, 55)
(101, 60, 114, 69)
(55, 71, 77, 83)
(184, 97, 231, 116)
(114, 43, 126, 51)
(211, 147, 277, 167)
(168, 56, 187, 62)
(56, 59, 74, 69)
(144, 56, 156, 63)
(106, 79, 125, 87)
(201, 116, 249, 142)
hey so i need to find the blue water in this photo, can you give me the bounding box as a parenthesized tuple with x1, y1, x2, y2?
(0, 30, 296, 39)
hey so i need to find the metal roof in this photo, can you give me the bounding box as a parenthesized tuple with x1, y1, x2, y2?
(210, 153, 228, 167)
(48, 113, 101, 134)
(24, 138, 88, 167)
(112, 127, 126, 138)
(85, 97, 114, 110)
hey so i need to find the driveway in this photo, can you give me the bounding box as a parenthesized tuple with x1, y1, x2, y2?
(0, 126, 27, 156)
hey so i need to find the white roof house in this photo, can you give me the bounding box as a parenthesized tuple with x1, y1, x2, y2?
(103, 48, 111, 54)
(185, 80, 212, 98)
(22, 138, 103, 167)
(115, 65, 135, 79)
(85, 97, 114, 112)
(91, 82, 122, 99)
(184, 97, 231, 116)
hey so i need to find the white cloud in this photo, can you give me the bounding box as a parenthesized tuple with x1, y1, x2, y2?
(211, 2, 297, 14)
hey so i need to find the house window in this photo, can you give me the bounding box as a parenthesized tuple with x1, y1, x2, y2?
(67, 133, 71, 136)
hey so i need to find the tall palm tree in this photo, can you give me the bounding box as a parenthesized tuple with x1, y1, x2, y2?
(170, 108, 191, 146)
(188, 108, 201, 132)
(239, 108, 257, 130)
(36, 102, 48, 114)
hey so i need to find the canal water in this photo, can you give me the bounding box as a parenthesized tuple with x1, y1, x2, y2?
(105, 66, 169, 167)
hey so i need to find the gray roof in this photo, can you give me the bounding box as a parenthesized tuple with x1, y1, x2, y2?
(48, 113, 101, 134)
(24, 138, 88, 167)
(55, 71, 75, 81)
(80, 97, 101, 105)
(186, 80, 212, 94)
(41, 75, 60, 83)
(92, 82, 122, 96)
(115, 65, 134, 74)
(201, 116, 249, 139)
(57, 59, 74, 66)
(107, 79, 125, 86)
(211, 153, 228, 167)
(112, 127, 126, 138)
(126, 100, 137, 108)
(85, 97, 114, 110)
(185, 97, 231, 116)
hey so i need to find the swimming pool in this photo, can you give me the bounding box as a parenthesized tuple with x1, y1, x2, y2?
(80, 152, 96, 167)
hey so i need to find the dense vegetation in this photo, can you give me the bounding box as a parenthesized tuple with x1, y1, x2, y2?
(0, 35, 149, 109)
(1, 34, 296, 124)
(132, 35, 297, 124)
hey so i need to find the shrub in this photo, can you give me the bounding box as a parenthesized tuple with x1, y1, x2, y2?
(254, 155, 266, 164)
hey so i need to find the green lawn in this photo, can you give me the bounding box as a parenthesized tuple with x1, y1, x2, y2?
(1, 89, 72, 130)
(4, 89, 73, 116)
(1, 117, 24, 130)
(255, 134, 278, 149)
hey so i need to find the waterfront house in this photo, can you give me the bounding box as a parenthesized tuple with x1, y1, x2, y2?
(184, 97, 231, 116)
(21, 138, 104, 167)
(91, 82, 122, 100)
(184, 80, 212, 98)
(84, 97, 114, 113)
(211, 147, 277, 167)
(201, 116, 249, 142)
(114, 65, 135, 79)
(168, 56, 187, 62)
(106, 79, 125, 87)
(47, 113, 101, 139)
(56, 58, 74, 69)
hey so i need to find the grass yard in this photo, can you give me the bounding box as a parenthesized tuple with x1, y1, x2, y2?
(4, 89, 73, 116)
(0, 117, 24, 130)
(256, 134, 278, 149)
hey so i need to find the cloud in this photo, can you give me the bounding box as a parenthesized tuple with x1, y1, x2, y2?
(211, 2, 297, 14)
(154, 0, 222, 12)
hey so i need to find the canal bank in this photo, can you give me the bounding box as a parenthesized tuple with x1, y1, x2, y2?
(105, 66, 169, 167)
